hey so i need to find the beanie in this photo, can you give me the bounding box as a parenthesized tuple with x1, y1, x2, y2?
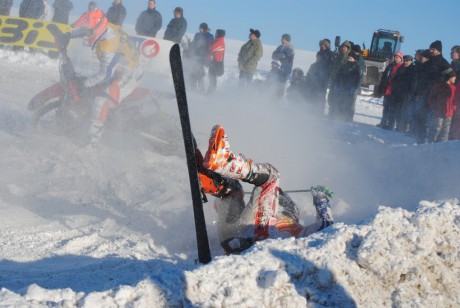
(319, 39, 330, 50)
(199, 23, 209, 31)
(342, 40, 351, 49)
(394, 51, 403, 59)
(403, 55, 413, 62)
(292, 67, 304, 79)
(250, 28, 261, 38)
(429, 40, 442, 53)
(282, 34, 291, 42)
(352, 44, 361, 53)
(420, 49, 430, 59)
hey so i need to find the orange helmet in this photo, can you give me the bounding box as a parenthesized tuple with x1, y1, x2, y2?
(199, 171, 227, 197)
(72, 7, 108, 46)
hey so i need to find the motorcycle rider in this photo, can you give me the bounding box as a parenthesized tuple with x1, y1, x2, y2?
(69, 2, 143, 146)
(197, 124, 335, 254)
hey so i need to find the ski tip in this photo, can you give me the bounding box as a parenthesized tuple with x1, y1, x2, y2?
(170, 43, 180, 58)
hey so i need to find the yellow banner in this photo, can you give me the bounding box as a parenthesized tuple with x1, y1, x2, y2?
(0, 16, 71, 50)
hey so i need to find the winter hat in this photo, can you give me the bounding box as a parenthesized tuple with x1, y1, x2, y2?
(292, 68, 304, 80)
(429, 40, 442, 53)
(174, 7, 183, 13)
(89, 1, 97, 7)
(282, 34, 291, 42)
(394, 51, 403, 59)
(442, 67, 456, 81)
(319, 39, 330, 49)
(420, 49, 431, 59)
(352, 44, 361, 53)
(341, 40, 351, 50)
(403, 55, 413, 62)
(250, 28, 261, 38)
(199, 23, 209, 31)
(215, 29, 225, 38)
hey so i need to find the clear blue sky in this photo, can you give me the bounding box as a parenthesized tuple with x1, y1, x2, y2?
(16, 0, 458, 56)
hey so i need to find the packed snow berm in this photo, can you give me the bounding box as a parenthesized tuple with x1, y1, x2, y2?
(0, 34, 459, 306)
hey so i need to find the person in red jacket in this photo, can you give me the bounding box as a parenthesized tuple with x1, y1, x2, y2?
(427, 68, 456, 143)
(208, 29, 225, 94)
(450, 84, 460, 140)
(377, 51, 404, 129)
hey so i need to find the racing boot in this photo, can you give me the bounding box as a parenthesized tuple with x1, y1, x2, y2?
(310, 185, 334, 230)
(203, 125, 277, 186)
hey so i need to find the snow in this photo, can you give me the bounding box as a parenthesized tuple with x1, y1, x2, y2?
(0, 31, 459, 307)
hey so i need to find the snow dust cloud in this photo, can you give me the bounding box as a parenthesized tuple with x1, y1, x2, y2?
(184, 64, 459, 231)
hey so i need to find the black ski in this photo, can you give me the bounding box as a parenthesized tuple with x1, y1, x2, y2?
(169, 44, 211, 264)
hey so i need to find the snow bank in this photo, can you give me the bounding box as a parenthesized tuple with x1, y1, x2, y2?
(187, 201, 460, 307)
(1, 202, 458, 307)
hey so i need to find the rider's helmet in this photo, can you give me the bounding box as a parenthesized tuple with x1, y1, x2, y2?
(86, 8, 108, 46)
(72, 4, 108, 47)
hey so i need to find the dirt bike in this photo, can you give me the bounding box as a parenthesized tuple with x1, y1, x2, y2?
(27, 46, 182, 154)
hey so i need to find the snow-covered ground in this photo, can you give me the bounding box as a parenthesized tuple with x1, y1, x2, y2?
(0, 32, 459, 307)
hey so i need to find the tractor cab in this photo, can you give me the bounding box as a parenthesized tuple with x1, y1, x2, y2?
(361, 29, 404, 90)
(366, 29, 404, 61)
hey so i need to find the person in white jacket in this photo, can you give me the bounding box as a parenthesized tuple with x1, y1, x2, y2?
(41, 0, 53, 21)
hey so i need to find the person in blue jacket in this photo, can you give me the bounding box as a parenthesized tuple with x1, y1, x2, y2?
(135, 0, 162, 37)
(272, 33, 295, 97)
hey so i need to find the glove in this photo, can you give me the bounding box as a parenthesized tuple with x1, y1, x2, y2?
(310, 185, 334, 203)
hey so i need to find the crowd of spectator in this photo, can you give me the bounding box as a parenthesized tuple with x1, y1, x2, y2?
(372, 41, 459, 144)
(1, 1, 459, 144)
(282, 38, 460, 144)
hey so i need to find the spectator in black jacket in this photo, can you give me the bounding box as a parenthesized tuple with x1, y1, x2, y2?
(106, 0, 126, 26)
(312, 39, 334, 113)
(407, 50, 424, 136)
(391, 55, 415, 132)
(413, 49, 433, 143)
(52, 0, 73, 24)
(427, 40, 451, 84)
(286, 68, 305, 103)
(0, 0, 13, 49)
(304, 52, 330, 113)
(19, 0, 45, 19)
(0, 0, 14, 16)
(17, 0, 45, 52)
(135, 0, 162, 37)
(163, 6, 187, 44)
(328, 42, 361, 122)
